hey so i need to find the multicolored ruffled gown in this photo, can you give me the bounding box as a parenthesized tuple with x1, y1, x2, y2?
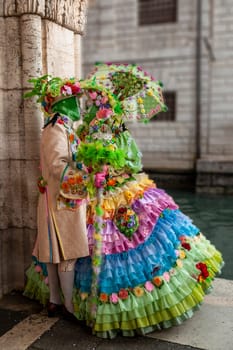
(24, 63, 223, 339)
(24, 147, 223, 338)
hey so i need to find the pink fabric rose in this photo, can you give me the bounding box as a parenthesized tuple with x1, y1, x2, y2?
(110, 293, 119, 304)
(163, 272, 170, 282)
(89, 91, 97, 100)
(34, 265, 42, 273)
(61, 84, 72, 95)
(101, 96, 108, 104)
(145, 281, 154, 292)
(95, 165, 108, 188)
(96, 108, 112, 120)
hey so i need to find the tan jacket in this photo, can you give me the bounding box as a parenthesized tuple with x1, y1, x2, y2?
(33, 120, 89, 263)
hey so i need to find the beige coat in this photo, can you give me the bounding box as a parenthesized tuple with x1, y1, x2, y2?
(33, 120, 89, 263)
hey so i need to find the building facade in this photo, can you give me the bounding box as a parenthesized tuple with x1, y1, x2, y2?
(0, 0, 87, 298)
(83, 0, 233, 193)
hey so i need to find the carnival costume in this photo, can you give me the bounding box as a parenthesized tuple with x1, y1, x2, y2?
(24, 63, 223, 338)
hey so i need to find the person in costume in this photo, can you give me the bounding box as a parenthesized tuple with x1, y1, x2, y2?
(25, 77, 90, 318)
(24, 64, 223, 338)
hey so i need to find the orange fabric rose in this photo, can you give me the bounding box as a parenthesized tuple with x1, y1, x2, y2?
(133, 286, 144, 297)
(69, 134, 75, 142)
(152, 276, 163, 287)
(99, 293, 108, 303)
(107, 178, 116, 186)
(68, 177, 75, 185)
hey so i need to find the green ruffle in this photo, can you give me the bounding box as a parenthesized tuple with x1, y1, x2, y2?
(23, 234, 223, 338)
(73, 234, 223, 336)
(93, 305, 201, 339)
(93, 284, 204, 332)
(115, 130, 142, 173)
(23, 264, 49, 306)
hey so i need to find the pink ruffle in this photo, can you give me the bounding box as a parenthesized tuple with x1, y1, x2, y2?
(87, 188, 178, 255)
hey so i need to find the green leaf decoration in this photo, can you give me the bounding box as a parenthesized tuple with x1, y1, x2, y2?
(76, 141, 126, 171)
(95, 205, 104, 216)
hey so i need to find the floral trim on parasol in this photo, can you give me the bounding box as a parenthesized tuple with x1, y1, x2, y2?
(87, 62, 168, 122)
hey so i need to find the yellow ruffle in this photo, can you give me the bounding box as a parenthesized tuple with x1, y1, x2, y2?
(87, 173, 155, 222)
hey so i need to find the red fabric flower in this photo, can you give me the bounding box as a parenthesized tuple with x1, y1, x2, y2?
(118, 289, 129, 300)
(202, 269, 209, 278)
(37, 176, 47, 193)
(181, 242, 191, 251)
(70, 82, 81, 94)
(196, 262, 209, 280)
(179, 235, 186, 242)
(61, 82, 81, 95)
(196, 262, 206, 272)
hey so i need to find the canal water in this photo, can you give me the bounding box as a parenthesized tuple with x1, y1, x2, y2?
(167, 190, 233, 280)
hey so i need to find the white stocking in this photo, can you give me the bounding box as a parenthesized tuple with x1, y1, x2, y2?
(46, 263, 62, 305)
(58, 259, 76, 313)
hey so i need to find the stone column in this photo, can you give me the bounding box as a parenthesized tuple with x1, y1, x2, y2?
(74, 34, 82, 78)
(0, 13, 43, 297)
(0, 0, 88, 298)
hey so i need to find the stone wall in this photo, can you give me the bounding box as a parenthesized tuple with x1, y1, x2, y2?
(0, 0, 87, 298)
(196, 0, 233, 193)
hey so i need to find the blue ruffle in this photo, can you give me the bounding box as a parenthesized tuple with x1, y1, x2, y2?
(75, 256, 93, 292)
(75, 209, 200, 294)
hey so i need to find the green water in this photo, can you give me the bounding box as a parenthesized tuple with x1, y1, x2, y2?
(167, 190, 233, 280)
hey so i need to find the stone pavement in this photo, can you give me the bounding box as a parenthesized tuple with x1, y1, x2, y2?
(0, 278, 232, 350)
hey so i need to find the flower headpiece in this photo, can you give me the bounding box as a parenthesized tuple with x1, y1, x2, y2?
(24, 75, 83, 121)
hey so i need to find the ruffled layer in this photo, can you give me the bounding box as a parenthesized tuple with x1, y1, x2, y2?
(87, 187, 178, 255)
(23, 264, 49, 306)
(75, 230, 222, 299)
(87, 173, 157, 222)
(23, 178, 223, 339)
(76, 209, 199, 294)
(23, 230, 223, 338)
(73, 240, 222, 338)
(92, 307, 201, 338)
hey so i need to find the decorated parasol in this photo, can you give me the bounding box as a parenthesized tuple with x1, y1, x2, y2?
(86, 62, 168, 123)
